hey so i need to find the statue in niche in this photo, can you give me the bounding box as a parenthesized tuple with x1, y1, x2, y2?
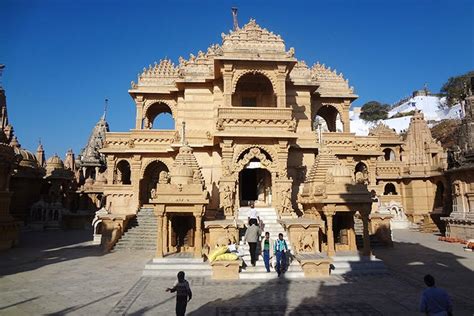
(280, 186, 292, 214)
(222, 185, 234, 217)
(159, 171, 169, 184)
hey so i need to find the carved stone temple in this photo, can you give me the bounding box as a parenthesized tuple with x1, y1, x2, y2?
(443, 76, 474, 240)
(94, 16, 449, 266)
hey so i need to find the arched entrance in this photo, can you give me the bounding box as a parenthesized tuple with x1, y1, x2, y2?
(139, 160, 169, 205)
(239, 161, 272, 206)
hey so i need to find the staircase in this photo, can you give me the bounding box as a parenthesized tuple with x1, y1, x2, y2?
(237, 207, 304, 279)
(330, 252, 388, 275)
(114, 208, 157, 251)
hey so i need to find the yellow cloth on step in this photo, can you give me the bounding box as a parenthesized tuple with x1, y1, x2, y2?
(214, 253, 239, 261)
(208, 246, 228, 262)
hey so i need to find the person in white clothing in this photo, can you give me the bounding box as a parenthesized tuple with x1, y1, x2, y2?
(247, 201, 260, 225)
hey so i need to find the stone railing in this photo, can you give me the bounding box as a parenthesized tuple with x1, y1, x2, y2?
(376, 162, 404, 178)
(104, 130, 177, 149)
(322, 133, 380, 153)
(216, 107, 295, 132)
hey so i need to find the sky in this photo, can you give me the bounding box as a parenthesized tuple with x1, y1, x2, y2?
(1, 0, 473, 159)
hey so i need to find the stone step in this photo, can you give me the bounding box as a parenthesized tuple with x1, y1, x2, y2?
(143, 258, 211, 277)
(239, 271, 305, 279)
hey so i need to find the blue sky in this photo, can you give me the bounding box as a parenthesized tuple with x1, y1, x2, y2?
(1, 0, 472, 158)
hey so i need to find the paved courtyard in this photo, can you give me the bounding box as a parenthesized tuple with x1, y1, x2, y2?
(0, 229, 473, 315)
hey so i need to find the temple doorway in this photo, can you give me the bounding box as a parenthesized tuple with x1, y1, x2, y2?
(170, 214, 195, 253)
(333, 212, 356, 251)
(239, 165, 272, 206)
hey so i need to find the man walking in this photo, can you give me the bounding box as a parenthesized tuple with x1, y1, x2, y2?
(166, 271, 192, 316)
(244, 218, 261, 266)
(274, 233, 288, 277)
(419, 274, 453, 316)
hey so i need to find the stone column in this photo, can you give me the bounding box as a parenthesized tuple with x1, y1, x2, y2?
(342, 100, 351, 133)
(156, 213, 164, 258)
(324, 205, 336, 257)
(360, 209, 372, 256)
(222, 64, 233, 107)
(135, 96, 144, 130)
(130, 155, 142, 209)
(276, 64, 287, 108)
(162, 214, 168, 255)
(194, 213, 203, 258)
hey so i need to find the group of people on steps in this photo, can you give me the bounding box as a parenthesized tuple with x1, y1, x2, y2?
(244, 201, 288, 276)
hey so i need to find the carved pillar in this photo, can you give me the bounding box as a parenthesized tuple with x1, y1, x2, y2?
(220, 139, 235, 217)
(342, 100, 351, 133)
(162, 214, 168, 255)
(276, 64, 287, 108)
(324, 205, 336, 257)
(369, 157, 377, 185)
(222, 64, 233, 107)
(194, 212, 203, 258)
(156, 211, 164, 258)
(106, 155, 115, 184)
(360, 209, 372, 256)
(135, 96, 144, 130)
(130, 155, 142, 209)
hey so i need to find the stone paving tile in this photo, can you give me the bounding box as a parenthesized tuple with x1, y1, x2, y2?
(1, 230, 474, 315)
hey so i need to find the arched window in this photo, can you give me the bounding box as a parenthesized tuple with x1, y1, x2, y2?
(354, 162, 369, 184)
(140, 161, 169, 204)
(144, 102, 175, 129)
(383, 148, 396, 161)
(383, 183, 397, 195)
(313, 105, 342, 132)
(115, 160, 131, 184)
(233, 73, 276, 107)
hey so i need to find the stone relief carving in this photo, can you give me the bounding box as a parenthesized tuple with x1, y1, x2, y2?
(298, 232, 315, 253)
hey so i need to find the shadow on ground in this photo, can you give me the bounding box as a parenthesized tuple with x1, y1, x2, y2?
(0, 229, 103, 277)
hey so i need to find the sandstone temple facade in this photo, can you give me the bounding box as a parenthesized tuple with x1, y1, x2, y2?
(95, 19, 448, 258)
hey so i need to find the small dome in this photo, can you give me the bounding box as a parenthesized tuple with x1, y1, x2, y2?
(46, 154, 64, 170)
(328, 163, 353, 184)
(13, 146, 39, 168)
(170, 163, 194, 185)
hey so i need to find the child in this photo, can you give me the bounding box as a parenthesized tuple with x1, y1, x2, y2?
(274, 233, 288, 277)
(261, 232, 274, 272)
(166, 271, 192, 316)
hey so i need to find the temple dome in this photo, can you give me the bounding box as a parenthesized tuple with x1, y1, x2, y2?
(328, 163, 353, 184)
(170, 162, 194, 185)
(46, 154, 64, 170)
(13, 146, 39, 169)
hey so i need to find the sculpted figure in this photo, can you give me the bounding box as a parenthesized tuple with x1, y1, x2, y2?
(280, 186, 292, 214)
(159, 171, 169, 184)
(222, 185, 234, 216)
(298, 233, 314, 253)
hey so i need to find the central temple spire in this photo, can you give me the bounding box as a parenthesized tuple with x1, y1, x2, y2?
(231, 7, 239, 31)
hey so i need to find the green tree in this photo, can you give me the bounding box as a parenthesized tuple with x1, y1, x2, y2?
(441, 70, 474, 107)
(359, 101, 390, 121)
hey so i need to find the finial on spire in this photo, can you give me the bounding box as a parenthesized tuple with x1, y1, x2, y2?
(103, 98, 108, 120)
(231, 7, 239, 31)
(0, 64, 5, 89)
(181, 121, 187, 145)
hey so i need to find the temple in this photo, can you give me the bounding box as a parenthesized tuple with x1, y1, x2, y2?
(95, 17, 448, 266)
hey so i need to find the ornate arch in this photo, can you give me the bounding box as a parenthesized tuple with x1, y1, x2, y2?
(231, 69, 278, 94)
(143, 99, 177, 119)
(233, 144, 277, 164)
(140, 158, 171, 178)
(232, 147, 277, 180)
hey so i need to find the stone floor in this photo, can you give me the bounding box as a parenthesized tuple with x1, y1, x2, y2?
(0, 229, 473, 315)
